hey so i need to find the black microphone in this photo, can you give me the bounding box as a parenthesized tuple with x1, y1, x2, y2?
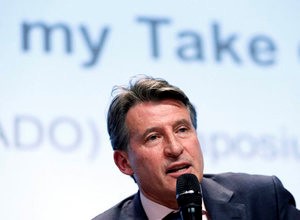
(176, 173, 202, 220)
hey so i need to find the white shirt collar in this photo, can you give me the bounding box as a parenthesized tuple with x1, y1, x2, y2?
(140, 191, 175, 220)
(140, 191, 208, 220)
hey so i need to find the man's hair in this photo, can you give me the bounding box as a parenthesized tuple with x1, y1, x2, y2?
(107, 75, 197, 151)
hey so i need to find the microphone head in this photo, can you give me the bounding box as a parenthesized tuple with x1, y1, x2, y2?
(176, 173, 202, 207)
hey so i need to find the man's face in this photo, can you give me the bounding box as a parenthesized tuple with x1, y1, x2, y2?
(114, 99, 204, 209)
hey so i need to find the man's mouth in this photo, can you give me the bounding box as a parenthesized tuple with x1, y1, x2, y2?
(166, 164, 191, 174)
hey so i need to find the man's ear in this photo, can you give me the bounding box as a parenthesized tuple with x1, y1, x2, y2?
(113, 150, 134, 176)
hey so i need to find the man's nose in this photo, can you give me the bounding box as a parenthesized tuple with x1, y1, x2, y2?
(164, 134, 184, 158)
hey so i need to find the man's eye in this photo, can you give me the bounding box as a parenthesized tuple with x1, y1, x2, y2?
(178, 127, 188, 133)
(146, 134, 159, 142)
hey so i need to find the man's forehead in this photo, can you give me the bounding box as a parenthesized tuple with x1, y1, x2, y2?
(125, 101, 191, 133)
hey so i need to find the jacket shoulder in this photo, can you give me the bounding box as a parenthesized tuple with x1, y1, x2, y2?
(203, 172, 286, 201)
(204, 172, 275, 188)
(92, 194, 136, 220)
(203, 172, 299, 219)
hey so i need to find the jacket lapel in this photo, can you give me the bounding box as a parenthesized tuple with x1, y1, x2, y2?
(121, 191, 148, 220)
(202, 177, 246, 220)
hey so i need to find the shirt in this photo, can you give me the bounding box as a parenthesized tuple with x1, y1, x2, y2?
(140, 191, 208, 220)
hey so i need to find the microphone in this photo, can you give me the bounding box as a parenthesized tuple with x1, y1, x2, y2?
(176, 173, 202, 220)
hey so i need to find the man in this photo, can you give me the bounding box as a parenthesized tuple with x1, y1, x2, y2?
(93, 76, 300, 220)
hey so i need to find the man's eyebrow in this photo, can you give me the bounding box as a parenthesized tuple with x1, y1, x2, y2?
(141, 127, 161, 139)
(137, 119, 192, 140)
(173, 119, 192, 127)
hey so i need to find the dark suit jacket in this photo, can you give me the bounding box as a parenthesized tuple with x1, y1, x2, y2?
(92, 173, 300, 220)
